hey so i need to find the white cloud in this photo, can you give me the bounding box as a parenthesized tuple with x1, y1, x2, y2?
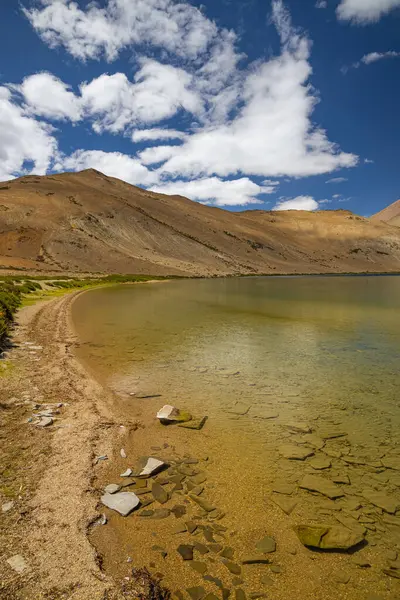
(273, 196, 319, 211)
(315, 1, 328, 8)
(80, 60, 203, 132)
(364, 158, 374, 164)
(343, 50, 400, 71)
(332, 193, 342, 198)
(362, 51, 400, 64)
(132, 129, 187, 142)
(150, 177, 276, 206)
(23, 0, 222, 62)
(337, 0, 400, 23)
(15, 72, 82, 121)
(326, 177, 348, 183)
(0, 87, 57, 181)
(57, 150, 158, 186)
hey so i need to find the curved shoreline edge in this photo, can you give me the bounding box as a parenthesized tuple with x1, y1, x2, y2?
(0, 289, 127, 599)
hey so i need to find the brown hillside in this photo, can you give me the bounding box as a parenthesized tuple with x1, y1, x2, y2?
(372, 199, 400, 228)
(0, 169, 400, 275)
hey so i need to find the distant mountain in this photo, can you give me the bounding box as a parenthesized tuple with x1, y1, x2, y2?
(372, 199, 400, 228)
(0, 169, 400, 275)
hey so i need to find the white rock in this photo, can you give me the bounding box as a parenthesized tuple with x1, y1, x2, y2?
(37, 416, 53, 427)
(101, 492, 140, 516)
(120, 468, 133, 477)
(7, 555, 29, 574)
(156, 405, 180, 422)
(120, 448, 127, 459)
(104, 484, 121, 494)
(139, 457, 165, 477)
(2, 501, 14, 513)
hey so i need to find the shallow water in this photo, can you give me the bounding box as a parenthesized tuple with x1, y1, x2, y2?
(72, 276, 400, 598)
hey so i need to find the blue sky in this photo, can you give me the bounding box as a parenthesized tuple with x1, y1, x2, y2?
(0, 0, 399, 215)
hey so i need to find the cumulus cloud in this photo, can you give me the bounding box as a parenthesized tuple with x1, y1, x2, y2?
(315, 1, 328, 8)
(132, 129, 187, 142)
(150, 177, 277, 206)
(57, 149, 158, 186)
(273, 196, 320, 211)
(326, 177, 348, 183)
(23, 0, 222, 62)
(0, 87, 57, 181)
(337, 0, 400, 23)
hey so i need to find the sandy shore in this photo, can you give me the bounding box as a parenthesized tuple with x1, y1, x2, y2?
(0, 291, 124, 599)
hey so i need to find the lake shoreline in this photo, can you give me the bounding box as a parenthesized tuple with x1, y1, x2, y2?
(0, 289, 144, 599)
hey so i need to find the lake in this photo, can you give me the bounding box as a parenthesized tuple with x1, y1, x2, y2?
(72, 276, 400, 599)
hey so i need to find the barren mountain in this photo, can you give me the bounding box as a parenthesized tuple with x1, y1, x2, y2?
(0, 169, 400, 275)
(372, 199, 400, 228)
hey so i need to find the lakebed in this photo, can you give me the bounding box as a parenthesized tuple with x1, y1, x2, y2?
(71, 276, 400, 599)
(1, 275, 400, 599)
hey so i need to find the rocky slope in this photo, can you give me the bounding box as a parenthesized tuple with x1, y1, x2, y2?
(1, 169, 400, 275)
(372, 199, 400, 228)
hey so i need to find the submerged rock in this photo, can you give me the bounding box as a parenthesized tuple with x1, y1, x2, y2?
(309, 456, 332, 470)
(104, 484, 121, 494)
(6, 555, 29, 574)
(256, 537, 276, 554)
(271, 494, 298, 515)
(295, 524, 365, 550)
(179, 417, 207, 430)
(157, 405, 192, 424)
(134, 457, 166, 477)
(152, 481, 169, 504)
(279, 444, 314, 461)
(300, 474, 344, 499)
(101, 492, 140, 516)
(362, 489, 400, 514)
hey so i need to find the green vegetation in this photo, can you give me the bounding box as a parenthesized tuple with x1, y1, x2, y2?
(0, 273, 172, 350)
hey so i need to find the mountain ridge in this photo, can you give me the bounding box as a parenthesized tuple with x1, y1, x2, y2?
(1, 169, 400, 275)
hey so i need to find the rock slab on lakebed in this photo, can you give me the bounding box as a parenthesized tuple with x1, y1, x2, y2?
(101, 492, 140, 516)
(295, 524, 365, 550)
(300, 474, 344, 499)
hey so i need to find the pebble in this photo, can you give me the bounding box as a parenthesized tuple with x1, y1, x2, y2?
(187, 587, 206, 600)
(241, 556, 271, 565)
(194, 542, 209, 555)
(232, 578, 244, 586)
(204, 594, 219, 600)
(256, 536, 276, 554)
(104, 484, 120, 494)
(270, 566, 281, 574)
(152, 482, 169, 504)
(186, 520, 198, 534)
(178, 545, 194, 560)
(6, 555, 29, 574)
(120, 469, 133, 477)
(151, 508, 170, 519)
(2, 501, 14, 513)
(220, 547, 235, 559)
(235, 590, 246, 600)
(189, 561, 208, 574)
(173, 524, 188, 534)
(260, 575, 273, 586)
(203, 575, 224, 588)
(334, 571, 350, 584)
(221, 560, 241, 575)
(37, 416, 53, 427)
(136, 457, 166, 477)
(120, 449, 127, 458)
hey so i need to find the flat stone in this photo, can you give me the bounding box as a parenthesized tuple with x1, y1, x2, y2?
(208, 543, 223, 553)
(342, 456, 366, 466)
(2, 501, 14, 513)
(6, 555, 29, 574)
(179, 417, 207, 430)
(171, 505, 187, 518)
(120, 469, 133, 477)
(135, 457, 166, 477)
(101, 492, 140, 516)
(232, 578, 244, 586)
(362, 489, 400, 514)
(194, 542, 209, 555)
(189, 561, 208, 574)
(295, 524, 365, 550)
(300, 474, 344, 499)
(157, 405, 192, 424)
(187, 587, 206, 600)
(279, 445, 314, 461)
(241, 556, 271, 565)
(37, 416, 53, 427)
(309, 456, 332, 470)
(203, 575, 224, 588)
(138, 510, 155, 517)
(152, 482, 169, 504)
(220, 547, 235, 559)
(270, 566, 281, 573)
(256, 537, 276, 553)
(104, 484, 120, 494)
(302, 434, 325, 450)
(151, 508, 171, 519)
(272, 483, 296, 495)
(235, 590, 246, 600)
(191, 473, 207, 485)
(222, 560, 241, 575)
(383, 569, 400, 579)
(189, 494, 215, 512)
(184, 520, 197, 534)
(178, 544, 194, 560)
(332, 474, 350, 485)
(271, 494, 298, 515)
(204, 595, 220, 600)
(260, 576, 273, 586)
(285, 422, 312, 434)
(318, 430, 347, 440)
(151, 545, 168, 558)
